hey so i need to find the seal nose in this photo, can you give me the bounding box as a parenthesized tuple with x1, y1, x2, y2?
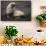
(11, 4, 15, 8)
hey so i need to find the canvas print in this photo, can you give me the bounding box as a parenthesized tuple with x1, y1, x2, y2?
(1, 1, 31, 21)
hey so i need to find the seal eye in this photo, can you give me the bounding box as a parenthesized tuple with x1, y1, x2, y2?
(11, 4, 15, 8)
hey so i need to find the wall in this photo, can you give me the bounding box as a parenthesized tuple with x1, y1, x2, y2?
(0, 0, 46, 42)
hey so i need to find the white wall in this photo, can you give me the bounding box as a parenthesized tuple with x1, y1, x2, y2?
(0, 0, 46, 41)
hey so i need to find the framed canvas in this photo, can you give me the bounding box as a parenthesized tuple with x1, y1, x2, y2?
(1, 0, 31, 21)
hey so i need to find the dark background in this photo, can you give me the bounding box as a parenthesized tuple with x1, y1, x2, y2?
(1, 1, 31, 21)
